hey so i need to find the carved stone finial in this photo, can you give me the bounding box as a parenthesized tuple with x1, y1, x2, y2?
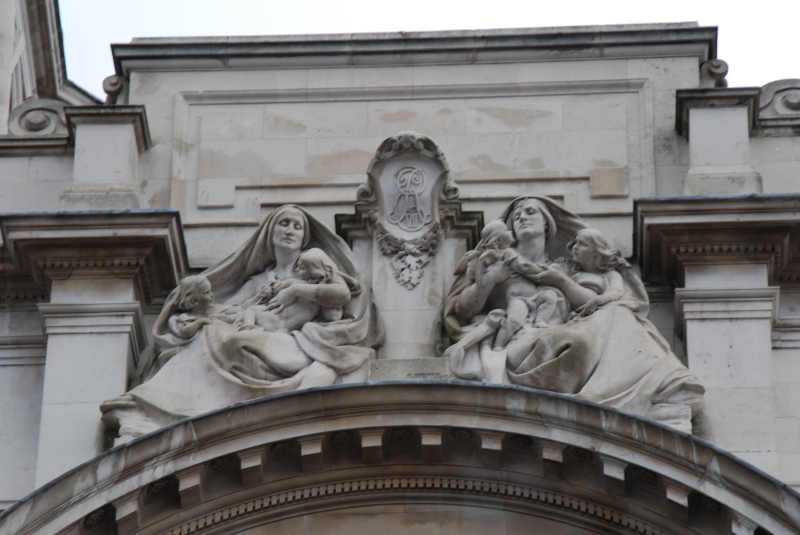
(700, 59, 729, 88)
(7, 99, 68, 136)
(103, 75, 129, 105)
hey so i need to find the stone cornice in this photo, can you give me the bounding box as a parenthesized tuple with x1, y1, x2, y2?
(16, 0, 99, 105)
(64, 105, 152, 152)
(0, 382, 798, 535)
(676, 83, 800, 138)
(633, 194, 800, 288)
(0, 135, 72, 156)
(0, 210, 189, 308)
(112, 24, 717, 75)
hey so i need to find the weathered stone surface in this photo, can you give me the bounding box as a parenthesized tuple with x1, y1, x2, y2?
(1, 383, 799, 535)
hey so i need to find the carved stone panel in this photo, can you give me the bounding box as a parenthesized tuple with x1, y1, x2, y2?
(357, 132, 459, 289)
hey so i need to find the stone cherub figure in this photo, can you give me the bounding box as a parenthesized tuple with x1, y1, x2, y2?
(565, 228, 627, 319)
(470, 219, 563, 349)
(240, 248, 346, 332)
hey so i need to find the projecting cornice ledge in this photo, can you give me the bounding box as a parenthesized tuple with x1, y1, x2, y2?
(111, 23, 717, 74)
(0, 382, 797, 535)
(634, 194, 800, 288)
(0, 209, 189, 308)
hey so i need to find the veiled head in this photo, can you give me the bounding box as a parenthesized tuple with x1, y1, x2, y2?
(505, 198, 557, 244)
(267, 205, 311, 258)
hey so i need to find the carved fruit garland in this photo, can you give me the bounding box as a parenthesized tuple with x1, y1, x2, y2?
(376, 221, 441, 290)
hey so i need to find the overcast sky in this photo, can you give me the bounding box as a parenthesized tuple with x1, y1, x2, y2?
(60, 0, 795, 99)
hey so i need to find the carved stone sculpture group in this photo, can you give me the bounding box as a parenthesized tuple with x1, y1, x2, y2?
(100, 138, 703, 442)
(444, 196, 703, 433)
(101, 205, 381, 442)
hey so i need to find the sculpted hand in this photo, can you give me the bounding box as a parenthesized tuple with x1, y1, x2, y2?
(531, 266, 567, 287)
(272, 278, 296, 293)
(573, 300, 599, 318)
(255, 284, 274, 304)
(266, 286, 298, 314)
(481, 260, 512, 287)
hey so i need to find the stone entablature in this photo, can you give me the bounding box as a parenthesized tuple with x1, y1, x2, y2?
(0, 209, 188, 309)
(634, 194, 800, 289)
(0, 383, 796, 535)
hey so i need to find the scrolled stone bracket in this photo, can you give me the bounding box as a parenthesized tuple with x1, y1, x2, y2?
(103, 75, 130, 105)
(699, 59, 729, 88)
(7, 99, 69, 136)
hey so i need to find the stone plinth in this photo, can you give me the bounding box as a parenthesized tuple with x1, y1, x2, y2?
(676, 89, 761, 195)
(60, 106, 151, 210)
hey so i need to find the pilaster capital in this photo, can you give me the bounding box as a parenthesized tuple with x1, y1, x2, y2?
(64, 105, 151, 152)
(37, 301, 147, 360)
(674, 287, 779, 336)
(675, 88, 759, 138)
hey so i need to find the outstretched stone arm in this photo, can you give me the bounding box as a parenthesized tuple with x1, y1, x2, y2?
(267, 275, 351, 313)
(176, 316, 210, 339)
(574, 271, 626, 316)
(531, 267, 598, 309)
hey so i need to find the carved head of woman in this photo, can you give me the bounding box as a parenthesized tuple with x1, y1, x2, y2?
(266, 205, 311, 258)
(505, 198, 557, 244)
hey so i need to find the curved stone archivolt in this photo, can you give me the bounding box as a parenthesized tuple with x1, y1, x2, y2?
(1, 383, 797, 535)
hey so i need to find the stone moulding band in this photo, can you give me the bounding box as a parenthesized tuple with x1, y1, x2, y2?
(160, 476, 668, 535)
(1, 382, 797, 535)
(112, 25, 717, 74)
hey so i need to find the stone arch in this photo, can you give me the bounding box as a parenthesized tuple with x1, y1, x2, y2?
(1, 382, 798, 535)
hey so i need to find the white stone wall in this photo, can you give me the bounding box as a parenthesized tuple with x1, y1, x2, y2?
(3, 26, 800, 503)
(751, 136, 800, 193)
(126, 58, 700, 267)
(0, 156, 73, 212)
(0, 308, 45, 509)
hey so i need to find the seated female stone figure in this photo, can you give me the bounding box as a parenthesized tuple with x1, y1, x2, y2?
(444, 196, 704, 433)
(101, 205, 381, 443)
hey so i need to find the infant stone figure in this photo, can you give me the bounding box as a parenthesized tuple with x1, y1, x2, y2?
(477, 220, 561, 350)
(171, 275, 239, 338)
(240, 248, 344, 333)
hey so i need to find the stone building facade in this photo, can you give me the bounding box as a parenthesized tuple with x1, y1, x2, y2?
(2, 1, 800, 534)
